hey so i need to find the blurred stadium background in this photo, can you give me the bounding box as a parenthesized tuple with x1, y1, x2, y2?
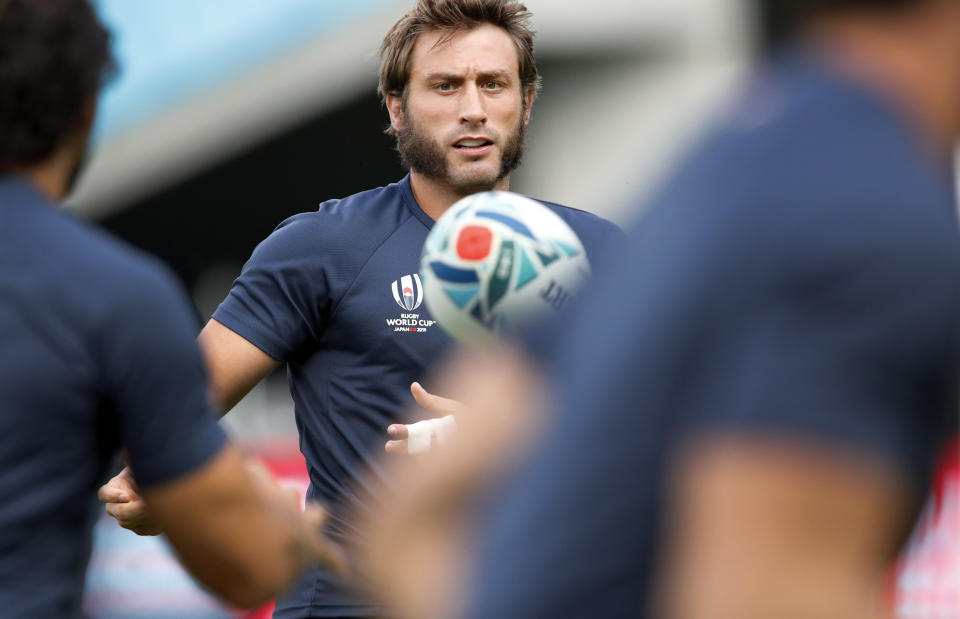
(75, 1, 956, 617)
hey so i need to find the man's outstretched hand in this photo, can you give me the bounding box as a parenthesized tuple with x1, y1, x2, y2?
(385, 382, 463, 455)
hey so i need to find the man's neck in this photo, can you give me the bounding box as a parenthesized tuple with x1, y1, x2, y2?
(17, 166, 67, 203)
(408, 171, 511, 221)
(11, 140, 85, 203)
(810, 11, 960, 159)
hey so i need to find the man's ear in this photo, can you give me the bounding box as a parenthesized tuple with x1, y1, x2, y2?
(386, 94, 405, 133)
(522, 88, 534, 126)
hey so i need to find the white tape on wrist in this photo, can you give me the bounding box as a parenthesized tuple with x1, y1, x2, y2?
(405, 414, 457, 454)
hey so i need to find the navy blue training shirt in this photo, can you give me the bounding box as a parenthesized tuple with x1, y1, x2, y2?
(465, 47, 960, 619)
(0, 178, 228, 618)
(212, 174, 621, 617)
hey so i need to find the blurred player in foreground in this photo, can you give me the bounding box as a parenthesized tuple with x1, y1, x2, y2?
(362, 0, 960, 617)
(0, 1, 346, 616)
(99, 0, 620, 616)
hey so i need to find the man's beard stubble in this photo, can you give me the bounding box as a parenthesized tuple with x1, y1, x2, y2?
(395, 104, 527, 194)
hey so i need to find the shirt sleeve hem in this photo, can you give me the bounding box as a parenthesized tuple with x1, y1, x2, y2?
(134, 424, 230, 489)
(211, 306, 290, 362)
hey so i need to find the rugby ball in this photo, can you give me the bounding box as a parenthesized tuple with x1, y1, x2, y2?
(420, 191, 590, 346)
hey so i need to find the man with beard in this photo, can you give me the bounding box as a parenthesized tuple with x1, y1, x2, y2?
(98, 1, 621, 617)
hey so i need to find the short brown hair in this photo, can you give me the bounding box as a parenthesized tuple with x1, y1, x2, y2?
(378, 0, 541, 103)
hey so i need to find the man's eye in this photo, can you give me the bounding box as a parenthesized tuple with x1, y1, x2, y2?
(437, 83, 453, 91)
(484, 81, 501, 90)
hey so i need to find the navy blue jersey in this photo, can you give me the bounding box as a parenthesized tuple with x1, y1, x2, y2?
(0, 178, 227, 618)
(465, 48, 960, 619)
(212, 175, 621, 617)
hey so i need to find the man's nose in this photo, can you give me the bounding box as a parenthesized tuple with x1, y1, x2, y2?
(459, 84, 487, 125)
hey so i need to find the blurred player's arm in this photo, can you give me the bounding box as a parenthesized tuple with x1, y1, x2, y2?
(655, 209, 952, 619)
(99, 318, 280, 534)
(363, 345, 545, 618)
(657, 437, 911, 619)
(140, 443, 347, 608)
(96, 265, 346, 606)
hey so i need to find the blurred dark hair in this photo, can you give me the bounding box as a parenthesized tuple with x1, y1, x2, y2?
(0, 0, 114, 171)
(757, 0, 923, 53)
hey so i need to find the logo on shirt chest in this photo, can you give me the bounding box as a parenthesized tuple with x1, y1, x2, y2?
(387, 274, 437, 334)
(391, 274, 423, 311)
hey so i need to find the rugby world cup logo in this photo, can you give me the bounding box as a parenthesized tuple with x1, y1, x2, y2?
(392, 274, 423, 311)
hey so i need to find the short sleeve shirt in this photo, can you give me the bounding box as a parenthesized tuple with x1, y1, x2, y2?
(0, 178, 227, 618)
(212, 175, 622, 617)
